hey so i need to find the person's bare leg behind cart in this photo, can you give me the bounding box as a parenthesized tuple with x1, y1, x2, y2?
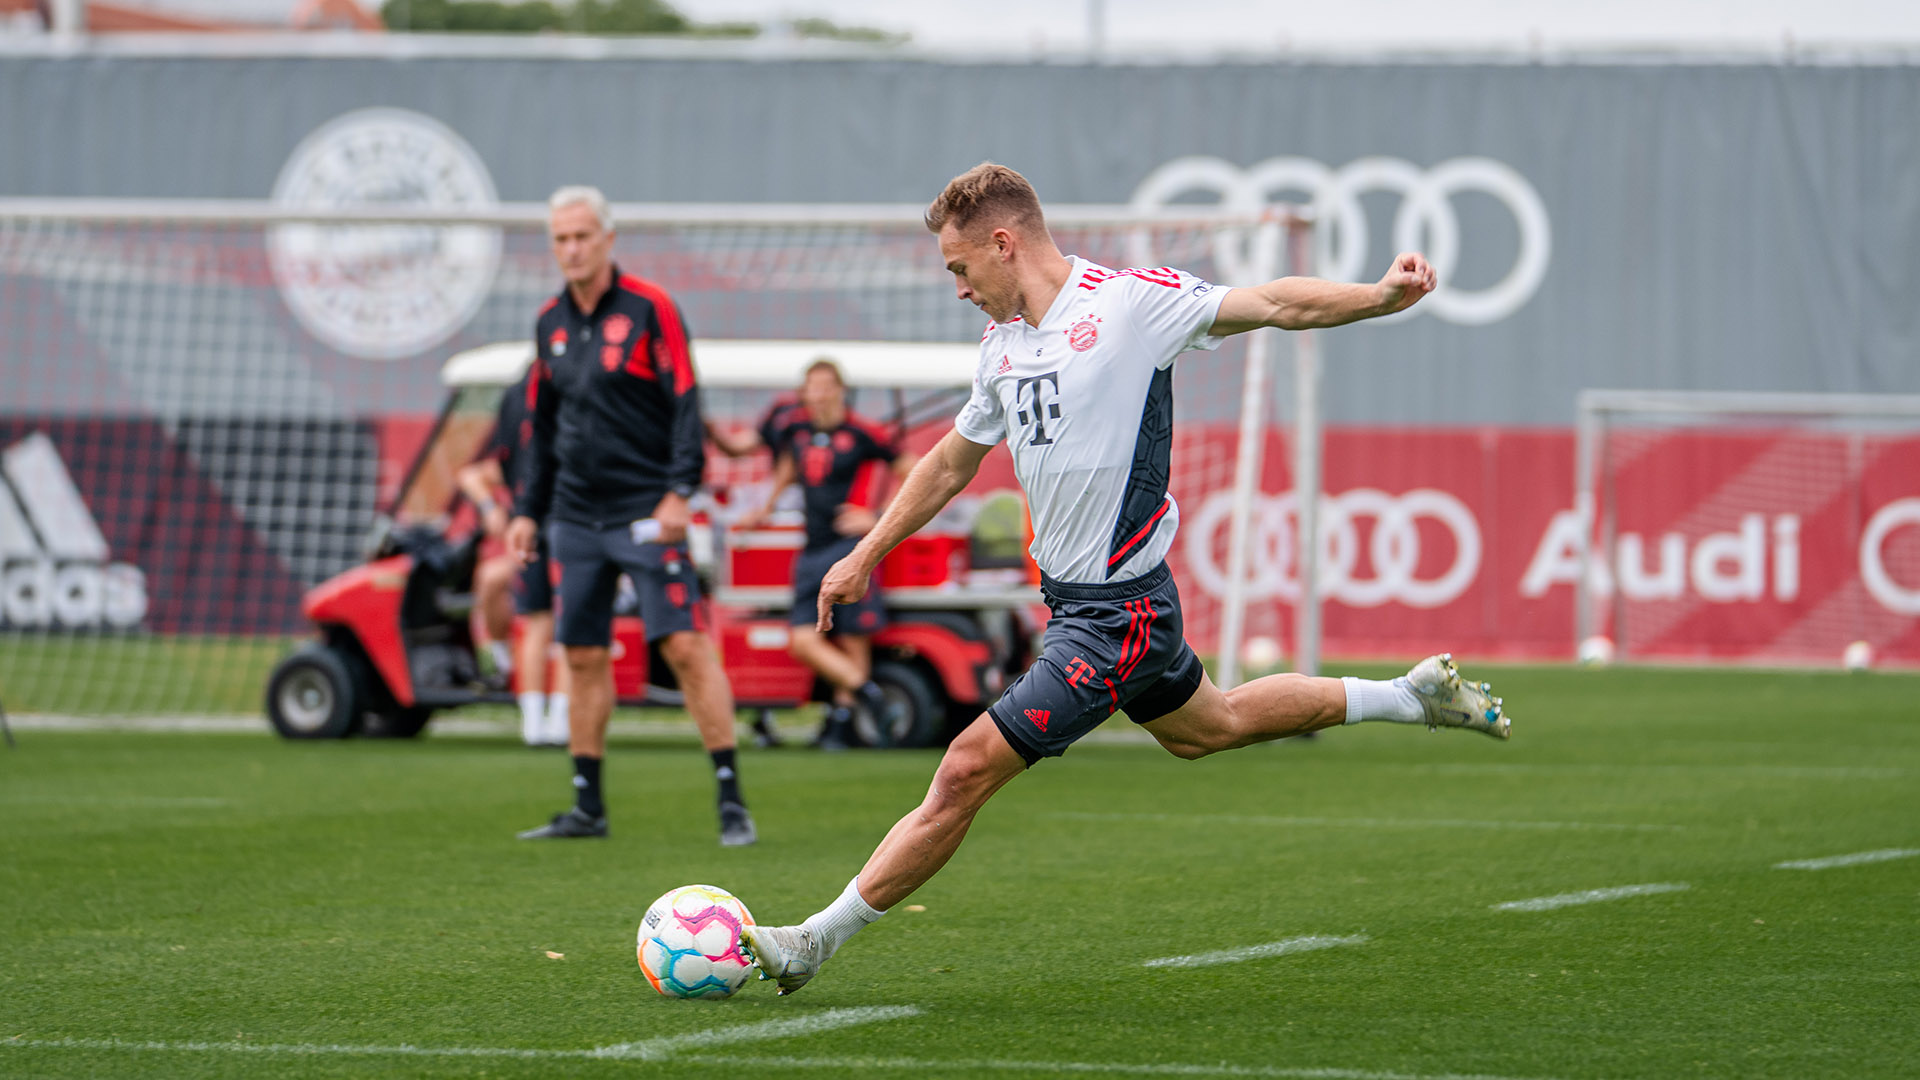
(517, 608, 572, 746)
(786, 622, 880, 750)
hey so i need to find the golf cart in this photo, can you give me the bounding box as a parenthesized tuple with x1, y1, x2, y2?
(265, 340, 1044, 745)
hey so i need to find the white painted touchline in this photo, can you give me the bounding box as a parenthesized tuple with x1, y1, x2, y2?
(0, 1005, 921, 1064)
(1774, 848, 1920, 871)
(1491, 883, 1689, 912)
(684, 1053, 1562, 1080)
(1051, 811, 1682, 832)
(1143, 934, 1368, 969)
(591, 1005, 922, 1060)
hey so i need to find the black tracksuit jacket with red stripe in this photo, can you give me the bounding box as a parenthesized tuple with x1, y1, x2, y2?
(519, 267, 705, 527)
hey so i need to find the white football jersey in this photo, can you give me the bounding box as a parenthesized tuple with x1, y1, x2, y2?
(953, 256, 1227, 585)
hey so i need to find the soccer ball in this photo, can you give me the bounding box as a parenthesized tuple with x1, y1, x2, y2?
(1843, 640, 1874, 672)
(1577, 635, 1615, 666)
(636, 884, 757, 999)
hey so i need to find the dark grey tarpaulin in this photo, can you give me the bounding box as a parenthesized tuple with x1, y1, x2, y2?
(2, 53, 1918, 423)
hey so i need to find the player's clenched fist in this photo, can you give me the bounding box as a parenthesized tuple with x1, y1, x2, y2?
(815, 554, 871, 632)
(1378, 251, 1437, 314)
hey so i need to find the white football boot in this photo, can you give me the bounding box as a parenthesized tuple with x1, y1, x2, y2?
(741, 923, 826, 996)
(1404, 653, 1511, 739)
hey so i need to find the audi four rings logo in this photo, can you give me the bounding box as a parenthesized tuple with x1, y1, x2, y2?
(1127, 155, 1551, 325)
(1184, 488, 1483, 609)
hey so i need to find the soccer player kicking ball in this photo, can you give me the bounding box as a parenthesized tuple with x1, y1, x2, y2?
(743, 163, 1510, 994)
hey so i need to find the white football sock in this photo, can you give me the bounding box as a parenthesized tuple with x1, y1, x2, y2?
(489, 640, 513, 674)
(519, 692, 546, 744)
(801, 877, 886, 960)
(1341, 676, 1424, 724)
(545, 693, 571, 744)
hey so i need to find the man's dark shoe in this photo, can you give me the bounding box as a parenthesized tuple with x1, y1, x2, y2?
(855, 683, 901, 749)
(516, 807, 608, 839)
(719, 801, 757, 846)
(812, 706, 854, 752)
(751, 712, 783, 749)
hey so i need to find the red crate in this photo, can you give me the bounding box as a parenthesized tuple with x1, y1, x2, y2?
(726, 526, 804, 588)
(878, 534, 969, 589)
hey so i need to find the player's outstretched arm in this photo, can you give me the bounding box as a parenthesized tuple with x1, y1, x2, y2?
(1209, 251, 1437, 335)
(816, 430, 991, 631)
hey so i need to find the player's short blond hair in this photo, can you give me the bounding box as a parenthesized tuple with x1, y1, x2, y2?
(924, 162, 1046, 237)
(803, 357, 845, 386)
(548, 185, 613, 232)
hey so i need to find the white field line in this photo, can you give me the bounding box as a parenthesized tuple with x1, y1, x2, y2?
(1050, 811, 1682, 833)
(683, 1053, 1562, 1080)
(1144, 935, 1369, 970)
(1491, 883, 1690, 912)
(1774, 848, 1920, 870)
(10, 713, 772, 739)
(0, 1005, 921, 1064)
(592, 1005, 922, 1061)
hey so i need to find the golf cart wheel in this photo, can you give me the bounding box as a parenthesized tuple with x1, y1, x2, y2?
(266, 645, 361, 740)
(364, 706, 433, 739)
(858, 659, 944, 749)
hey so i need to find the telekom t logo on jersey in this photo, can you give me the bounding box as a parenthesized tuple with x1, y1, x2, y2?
(1016, 371, 1062, 446)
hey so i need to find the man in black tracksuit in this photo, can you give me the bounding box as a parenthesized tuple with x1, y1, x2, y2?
(507, 185, 754, 846)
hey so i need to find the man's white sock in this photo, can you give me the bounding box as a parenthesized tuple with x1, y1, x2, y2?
(545, 693, 571, 744)
(800, 877, 885, 960)
(519, 692, 546, 744)
(1341, 677, 1424, 724)
(489, 640, 513, 674)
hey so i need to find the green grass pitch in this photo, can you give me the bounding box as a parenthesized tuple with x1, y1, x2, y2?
(1, 664, 1916, 1079)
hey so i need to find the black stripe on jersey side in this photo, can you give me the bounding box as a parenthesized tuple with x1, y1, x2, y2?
(1104, 365, 1175, 579)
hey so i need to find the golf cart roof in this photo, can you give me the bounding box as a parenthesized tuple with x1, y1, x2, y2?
(440, 339, 980, 390)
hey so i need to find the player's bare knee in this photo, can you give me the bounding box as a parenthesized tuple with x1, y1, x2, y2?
(785, 633, 814, 662)
(657, 630, 710, 671)
(927, 744, 998, 813)
(565, 646, 609, 674)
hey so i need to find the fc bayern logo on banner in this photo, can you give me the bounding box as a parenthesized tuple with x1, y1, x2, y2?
(267, 108, 502, 360)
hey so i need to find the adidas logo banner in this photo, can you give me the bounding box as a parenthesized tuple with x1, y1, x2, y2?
(0, 433, 147, 629)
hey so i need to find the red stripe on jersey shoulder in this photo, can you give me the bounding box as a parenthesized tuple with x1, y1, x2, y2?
(538, 296, 560, 316)
(1119, 266, 1182, 287)
(1080, 266, 1181, 291)
(617, 274, 695, 395)
(844, 411, 897, 447)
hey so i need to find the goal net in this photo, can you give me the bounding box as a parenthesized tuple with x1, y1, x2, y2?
(1572, 390, 1920, 668)
(0, 202, 1314, 715)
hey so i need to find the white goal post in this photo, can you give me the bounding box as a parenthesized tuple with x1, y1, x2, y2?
(1573, 388, 1920, 664)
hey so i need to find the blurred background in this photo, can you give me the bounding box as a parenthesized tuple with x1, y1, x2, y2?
(2, 0, 1918, 725)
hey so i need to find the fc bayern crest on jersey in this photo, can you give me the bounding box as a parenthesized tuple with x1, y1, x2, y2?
(550, 328, 567, 356)
(602, 313, 632, 345)
(267, 107, 502, 360)
(833, 431, 855, 452)
(1067, 317, 1101, 352)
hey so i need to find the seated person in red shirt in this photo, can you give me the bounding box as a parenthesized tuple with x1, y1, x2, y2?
(740, 359, 916, 749)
